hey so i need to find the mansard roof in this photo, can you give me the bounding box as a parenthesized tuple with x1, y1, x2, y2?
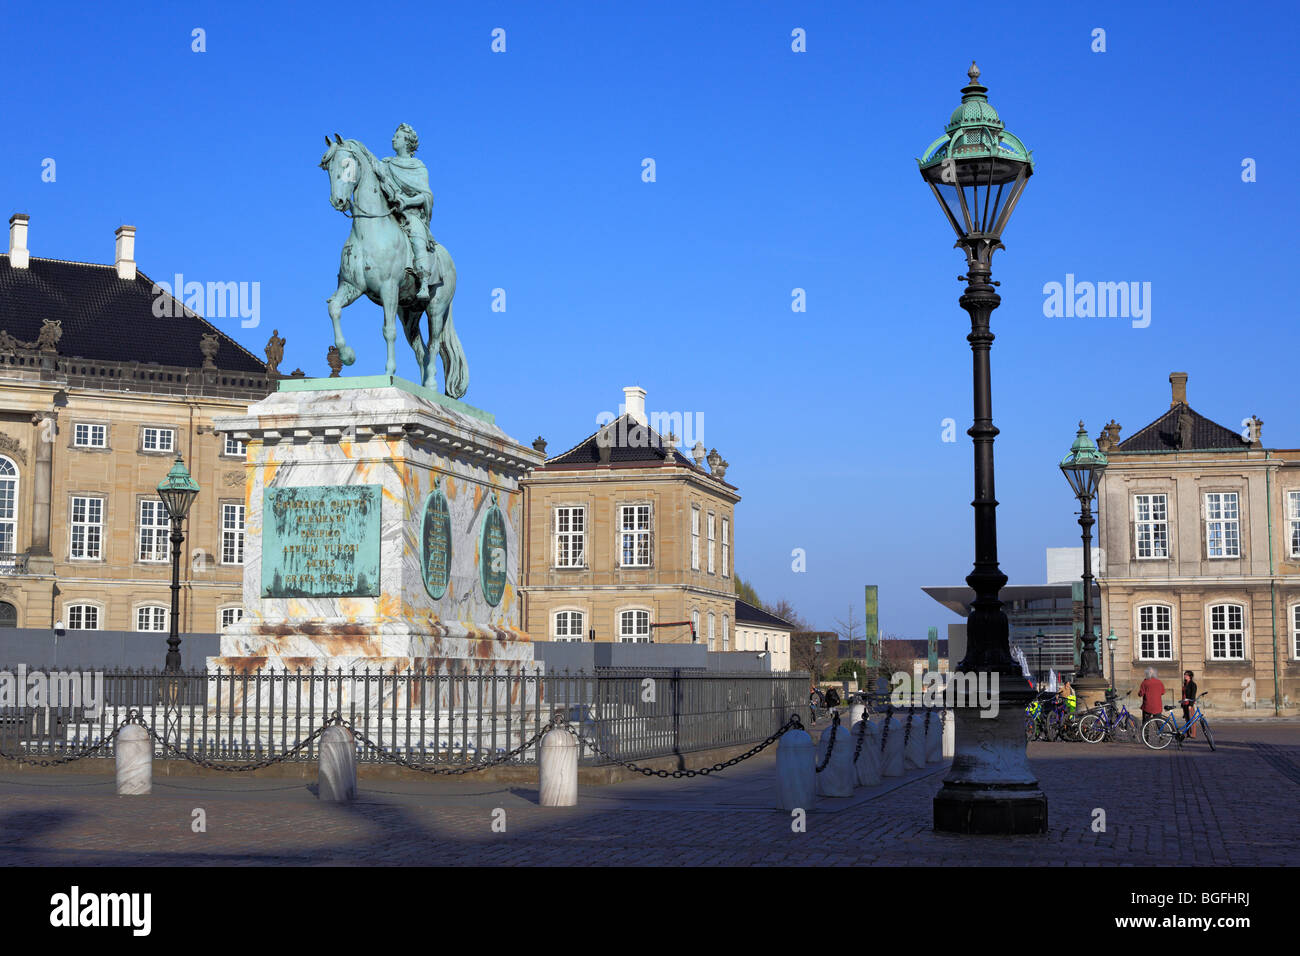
(541, 414, 738, 488)
(0, 254, 267, 373)
(734, 599, 796, 631)
(1116, 402, 1249, 453)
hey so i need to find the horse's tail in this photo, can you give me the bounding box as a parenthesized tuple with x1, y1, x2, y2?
(439, 303, 469, 399)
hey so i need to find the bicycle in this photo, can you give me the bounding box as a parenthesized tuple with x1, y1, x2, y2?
(1025, 694, 1053, 741)
(1045, 695, 1083, 742)
(1077, 691, 1139, 744)
(1141, 694, 1215, 751)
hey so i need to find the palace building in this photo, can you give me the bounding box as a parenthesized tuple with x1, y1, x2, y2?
(1095, 372, 1299, 714)
(0, 214, 285, 634)
(520, 387, 740, 650)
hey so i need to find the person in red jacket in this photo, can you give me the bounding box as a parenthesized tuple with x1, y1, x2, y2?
(1138, 668, 1166, 727)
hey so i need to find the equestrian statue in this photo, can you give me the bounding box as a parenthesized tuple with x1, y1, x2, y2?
(319, 124, 468, 398)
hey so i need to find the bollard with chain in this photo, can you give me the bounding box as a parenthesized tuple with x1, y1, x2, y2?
(924, 709, 943, 764)
(539, 709, 578, 807)
(116, 717, 151, 795)
(775, 713, 815, 811)
(903, 708, 927, 770)
(318, 723, 356, 802)
(851, 711, 881, 787)
(815, 711, 855, 797)
(879, 706, 904, 777)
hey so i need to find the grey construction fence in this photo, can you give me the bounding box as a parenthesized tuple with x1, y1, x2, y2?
(0, 666, 808, 768)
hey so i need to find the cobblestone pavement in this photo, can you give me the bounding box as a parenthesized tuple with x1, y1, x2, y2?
(0, 721, 1294, 866)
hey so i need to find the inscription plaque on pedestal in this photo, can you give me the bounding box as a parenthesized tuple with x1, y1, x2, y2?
(262, 484, 382, 598)
(421, 480, 452, 600)
(479, 493, 507, 607)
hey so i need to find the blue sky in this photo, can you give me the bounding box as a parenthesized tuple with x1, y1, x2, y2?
(5, 1, 1297, 636)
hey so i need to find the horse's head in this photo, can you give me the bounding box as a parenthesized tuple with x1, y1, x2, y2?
(320, 134, 361, 213)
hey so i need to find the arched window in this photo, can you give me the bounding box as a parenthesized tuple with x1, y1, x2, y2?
(722, 613, 729, 651)
(65, 605, 102, 630)
(1208, 603, 1246, 660)
(1135, 605, 1174, 660)
(691, 609, 700, 644)
(618, 609, 651, 643)
(1292, 605, 1300, 660)
(552, 609, 586, 642)
(0, 456, 18, 556)
(707, 611, 716, 650)
(0, 601, 16, 627)
(136, 605, 169, 632)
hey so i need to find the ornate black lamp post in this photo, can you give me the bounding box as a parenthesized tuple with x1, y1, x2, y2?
(1106, 628, 1119, 695)
(919, 62, 1045, 834)
(157, 454, 199, 744)
(1059, 422, 1108, 692)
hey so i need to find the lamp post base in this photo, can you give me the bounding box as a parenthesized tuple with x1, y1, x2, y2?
(932, 675, 1048, 835)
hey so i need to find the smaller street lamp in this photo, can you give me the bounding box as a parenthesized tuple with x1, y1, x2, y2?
(1106, 627, 1119, 697)
(156, 454, 200, 672)
(1059, 422, 1108, 679)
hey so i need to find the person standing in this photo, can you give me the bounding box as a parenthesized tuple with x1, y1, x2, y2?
(1181, 671, 1198, 738)
(1138, 668, 1166, 727)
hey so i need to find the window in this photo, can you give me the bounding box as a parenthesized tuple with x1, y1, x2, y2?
(1288, 492, 1300, 559)
(138, 499, 170, 562)
(224, 435, 247, 457)
(70, 496, 104, 559)
(707, 513, 716, 574)
(1136, 605, 1173, 660)
(553, 609, 585, 642)
(0, 601, 15, 628)
(618, 504, 652, 567)
(1134, 494, 1169, 558)
(722, 613, 729, 651)
(136, 605, 168, 631)
(619, 609, 650, 643)
(692, 609, 700, 643)
(66, 605, 100, 630)
(554, 506, 586, 568)
(73, 423, 107, 448)
(1209, 604, 1245, 660)
(221, 607, 244, 630)
(1293, 605, 1300, 660)
(221, 503, 245, 565)
(0, 457, 17, 555)
(1205, 492, 1240, 558)
(142, 427, 175, 453)
(721, 518, 730, 577)
(707, 611, 716, 650)
(690, 507, 700, 571)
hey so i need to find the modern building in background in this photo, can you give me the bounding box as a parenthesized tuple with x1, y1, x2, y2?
(520, 387, 740, 649)
(923, 548, 1102, 681)
(0, 215, 283, 634)
(1095, 372, 1298, 712)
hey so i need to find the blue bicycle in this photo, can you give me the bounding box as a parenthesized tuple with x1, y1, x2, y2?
(1141, 694, 1215, 751)
(1076, 691, 1138, 744)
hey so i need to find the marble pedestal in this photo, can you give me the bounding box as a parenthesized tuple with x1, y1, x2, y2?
(208, 376, 544, 701)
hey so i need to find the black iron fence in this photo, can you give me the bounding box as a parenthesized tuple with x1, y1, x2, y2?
(0, 666, 807, 768)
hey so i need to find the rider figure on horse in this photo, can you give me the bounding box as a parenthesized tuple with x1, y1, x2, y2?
(379, 123, 435, 309)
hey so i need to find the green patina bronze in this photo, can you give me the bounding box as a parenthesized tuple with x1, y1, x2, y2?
(421, 479, 452, 600)
(478, 492, 507, 607)
(917, 61, 1033, 178)
(320, 126, 469, 398)
(262, 485, 382, 598)
(277, 374, 496, 424)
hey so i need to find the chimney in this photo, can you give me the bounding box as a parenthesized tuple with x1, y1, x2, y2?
(114, 225, 136, 280)
(1169, 371, 1188, 408)
(622, 385, 646, 426)
(8, 214, 29, 269)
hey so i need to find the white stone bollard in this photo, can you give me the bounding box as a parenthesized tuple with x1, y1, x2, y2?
(878, 713, 904, 777)
(115, 724, 151, 795)
(848, 702, 866, 727)
(943, 708, 956, 757)
(925, 711, 944, 763)
(851, 719, 881, 787)
(776, 727, 816, 811)
(539, 725, 579, 807)
(903, 711, 927, 770)
(815, 721, 855, 797)
(318, 725, 357, 803)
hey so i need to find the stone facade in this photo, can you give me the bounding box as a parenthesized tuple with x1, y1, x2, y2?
(1097, 372, 1300, 715)
(520, 387, 740, 650)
